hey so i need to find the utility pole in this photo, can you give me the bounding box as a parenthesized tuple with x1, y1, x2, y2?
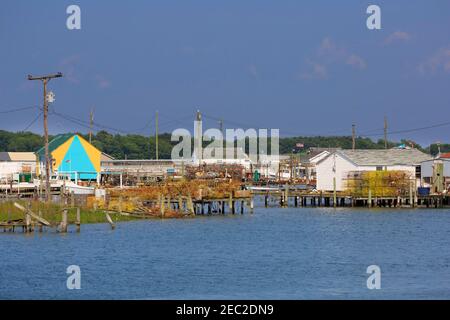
(28, 72, 63, 202)
(155, 110, 159, 160)
(219, 119, 224, 148)
(219, 119, 223, 136)
(384, 116, 388, 149)
(352, 124, 356, 151)
(89, 107, 94, 144)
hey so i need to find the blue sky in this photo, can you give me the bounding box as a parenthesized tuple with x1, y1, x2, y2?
(1, 0, 449, 145)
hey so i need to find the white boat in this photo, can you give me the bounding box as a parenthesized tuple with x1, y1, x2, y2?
(64, 184, 95, 195)
(34, 175, 95, 195)
(247, 186, 280, 191)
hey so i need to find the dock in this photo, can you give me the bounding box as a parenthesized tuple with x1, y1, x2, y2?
(250, 185, 449, 209)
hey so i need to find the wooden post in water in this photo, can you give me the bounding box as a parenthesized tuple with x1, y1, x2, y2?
(61, 208, 68, 233)
(229, 194, 234, 214)
(187, 194, 195, 215)
(409, 181, 413, 208)
(178, 196, 183, 213)
(414, 179, 418, 207)
(284, 184, 289, 208)
(7, 207, 11, 223)
(105, 212, 115, 229)
(25, 203, 31, 233)
(333, 177, 337, 208)
(368, 189, 372, 208)
(240, 201, 244, 214)
(160, 195, 165, 217)
(250, 197, 254, 214)
(76, 207, 81, 232)
(38, 209, 43, 232)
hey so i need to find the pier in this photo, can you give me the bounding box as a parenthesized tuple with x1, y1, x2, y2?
(250, 185, 450, 209)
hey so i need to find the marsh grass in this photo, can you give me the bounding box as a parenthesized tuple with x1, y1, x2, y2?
(0, 200, 137, 225)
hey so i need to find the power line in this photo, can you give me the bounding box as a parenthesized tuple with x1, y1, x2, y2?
(51, 110, 133, 134)
(0, 106, 37, 114)
(22, 112, 43, 131)
(358, 121, 450, 138)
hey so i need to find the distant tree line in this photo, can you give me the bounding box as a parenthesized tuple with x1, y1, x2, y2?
(0, 129, 447, 159)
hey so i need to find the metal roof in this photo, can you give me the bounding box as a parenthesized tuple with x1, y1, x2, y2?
(35, 134, 75, 159)
(335, 149, 432, 166)
(0, 152, 36, 162)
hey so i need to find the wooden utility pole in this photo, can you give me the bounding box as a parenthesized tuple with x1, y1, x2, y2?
(352, 124, 356, 151)
(28, 72, 63, 202)
(384, 116, 388, 149)
(219, 119, 224, 149)
(219, 119, 224, 136)
(89, 107, 94, 144)
(155, 110, 159, 160)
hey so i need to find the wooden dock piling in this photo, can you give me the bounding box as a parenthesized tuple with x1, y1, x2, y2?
(76, 207, 81, 232)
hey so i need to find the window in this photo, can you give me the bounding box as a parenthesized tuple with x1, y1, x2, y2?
(376, 166, 383, 171)
(415, 165, 421, 178)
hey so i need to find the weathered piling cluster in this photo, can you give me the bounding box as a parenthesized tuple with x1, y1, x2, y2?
(0, 197, 117, 233)
(253, 185, 449, 209)
(90, 180, 253, 217)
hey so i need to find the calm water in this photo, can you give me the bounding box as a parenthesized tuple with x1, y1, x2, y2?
(1, 201, 450, 299)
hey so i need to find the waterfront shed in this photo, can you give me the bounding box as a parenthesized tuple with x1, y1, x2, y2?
(36, 134, 101, 180)
(316, 149, 431, 191)
(420, 157, 450, 192)
(0, 152, 37, 182)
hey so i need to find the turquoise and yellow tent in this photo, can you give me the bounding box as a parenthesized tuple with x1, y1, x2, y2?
(36, 134, 101, 180)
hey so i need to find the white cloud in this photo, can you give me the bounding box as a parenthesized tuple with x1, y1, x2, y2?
(384, 31, 411, 45)
(318, 37, 347, 61)
(418, 47, 450, 75)
(346, 54, 366, 70)
(95, 74, 111, 89)
(300, 60, 328, 80)
(300, 37, 366, 80)
(59, 55, 81, 84)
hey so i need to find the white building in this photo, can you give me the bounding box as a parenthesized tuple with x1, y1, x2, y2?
(421, 155, 450, 192)
(200, 147, 252, 170)
(316, 149, 431, 191)
(299, 148, 340, 181)
(0, 152, 37, 182)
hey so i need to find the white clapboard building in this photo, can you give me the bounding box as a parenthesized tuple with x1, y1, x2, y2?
(0, 152, 37, 182)
(316, 149, 431, 191)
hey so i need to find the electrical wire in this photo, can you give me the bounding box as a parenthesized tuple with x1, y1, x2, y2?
(22, 112, 43, 131)
(0, 106, 37, 114)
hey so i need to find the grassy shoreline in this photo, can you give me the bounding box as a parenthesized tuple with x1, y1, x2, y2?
(0, 201, 138, 224)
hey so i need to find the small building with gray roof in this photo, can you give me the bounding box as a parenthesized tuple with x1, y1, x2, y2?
(316, 149, 431, 191)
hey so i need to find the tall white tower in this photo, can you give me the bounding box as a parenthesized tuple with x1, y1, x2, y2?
(194, 110, 203, 165)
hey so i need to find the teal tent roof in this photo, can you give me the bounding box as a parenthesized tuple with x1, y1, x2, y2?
(35, 134, 74, 160)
